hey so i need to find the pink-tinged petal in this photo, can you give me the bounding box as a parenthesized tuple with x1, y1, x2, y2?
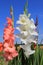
(0, 42, 3, 52)
(8, 26, 13, 30)
(4, 30, 11, 34)
(4, 43, 9, 48)
(3, 35, 9, 40)
(5, 46, 16, 52)
(12, 51, 18, 57)
(3, 53, 12, 61)
(8, 55, 12, 60)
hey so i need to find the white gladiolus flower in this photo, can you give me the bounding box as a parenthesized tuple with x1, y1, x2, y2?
(16, 27, 38, 36)
(16, 14, 36, 29)
(16, 20, 36, 29)
(16, 13, 38, 57)
(20, 44, 35, 57)
(20, 36, 37, 44)
(24, 50, 35, 57)
(16, 24, 36, 31)
(20, 39, 27, 44)
(16, 21, 26, 25)
(28, 30, 38, 36)
(16, 33, 28, 39)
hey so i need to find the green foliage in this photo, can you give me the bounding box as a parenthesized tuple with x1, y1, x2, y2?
(0, 52, 8, 65)
(0, 44, 43, 65)
(11, 44, 43, 65)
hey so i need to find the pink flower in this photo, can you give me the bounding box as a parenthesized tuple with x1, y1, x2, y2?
(3, 52, 12, 61)
(3, 17, 18, 61)
(6, 17, 13, 25)
(3, 44, 18, 61)
(0, 42, 3, 52)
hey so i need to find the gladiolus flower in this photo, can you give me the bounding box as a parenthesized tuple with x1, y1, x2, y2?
(3, 42, 18, 61)
(0, 42, 3, 52)
(16, 14, 38, 57)
(3, 17, 18, 61)
(6, 17, 13, 25)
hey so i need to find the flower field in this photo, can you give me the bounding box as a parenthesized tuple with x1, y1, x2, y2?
(0, 44, 43, 65)
(0, 1, 43, 65)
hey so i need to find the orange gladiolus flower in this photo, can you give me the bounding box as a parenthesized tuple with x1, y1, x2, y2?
(3, 17, 18, 61)
(0, 42, 3, 52)
(3, 41, 18, 61)
(6, 17, 13, 25)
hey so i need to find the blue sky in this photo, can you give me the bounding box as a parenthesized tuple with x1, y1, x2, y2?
(0, 0, 43, 43)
